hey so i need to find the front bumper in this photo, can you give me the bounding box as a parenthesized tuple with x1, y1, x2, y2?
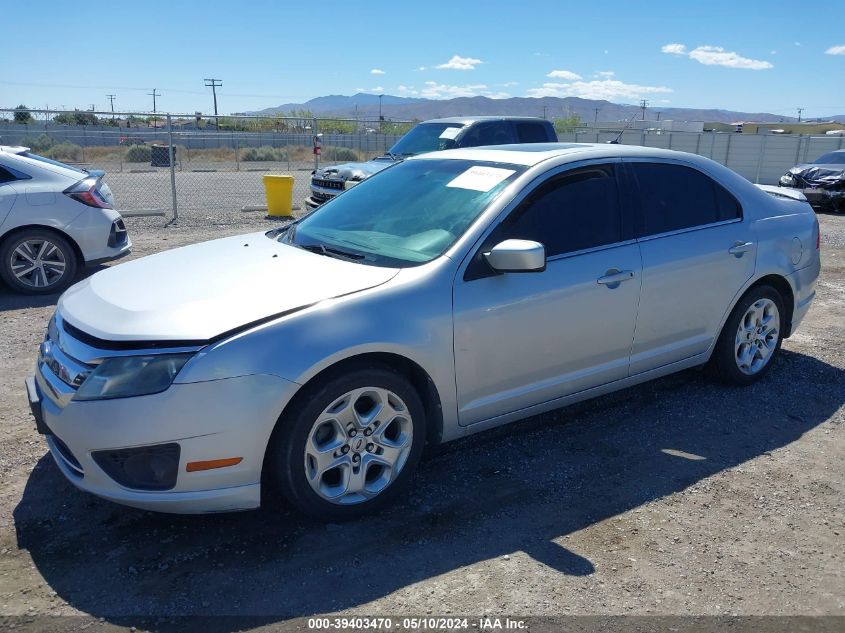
(27, 361, 299, 514)
(781, 184, 845, 209)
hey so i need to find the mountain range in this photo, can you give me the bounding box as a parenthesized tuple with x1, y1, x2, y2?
(245, 93, 844, 125)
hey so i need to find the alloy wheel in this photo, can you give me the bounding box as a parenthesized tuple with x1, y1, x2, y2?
(304, 387, 413, 505)
(10, 238, 68, 289)
(734, 298, 780, 375)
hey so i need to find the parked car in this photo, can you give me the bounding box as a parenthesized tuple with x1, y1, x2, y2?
(27, 144, 819, 520)
(0, 146, 130, 295)
(305, 116, 557, 209)
(779, 149, 845, 212)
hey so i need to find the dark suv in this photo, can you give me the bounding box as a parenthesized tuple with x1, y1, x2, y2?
(305, 116, 557, 209)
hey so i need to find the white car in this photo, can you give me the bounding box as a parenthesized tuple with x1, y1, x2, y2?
(0, 146, 130, 294)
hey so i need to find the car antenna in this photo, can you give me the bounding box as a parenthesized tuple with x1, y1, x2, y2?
(608, 111, 639, 144)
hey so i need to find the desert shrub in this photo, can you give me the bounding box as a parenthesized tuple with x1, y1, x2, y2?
(325, 146, 359, 161)
(240, 145, 288, 161)
(46, 142, 82, 161)
(20, 134, 55, 153)
(125, 144, 152, 162)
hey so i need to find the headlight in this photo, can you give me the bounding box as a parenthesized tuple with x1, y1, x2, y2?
(74, 353, 193, 401)
(780, 174, 796, 186)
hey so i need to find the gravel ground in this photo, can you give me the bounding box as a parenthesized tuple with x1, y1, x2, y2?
(0, 212, 842, 628)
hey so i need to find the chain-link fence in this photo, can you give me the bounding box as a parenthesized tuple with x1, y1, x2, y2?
(0, 109, 411, 224)
(2, 109, 843, 226)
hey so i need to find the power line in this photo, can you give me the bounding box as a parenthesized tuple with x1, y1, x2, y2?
(204, 78, 222, 127)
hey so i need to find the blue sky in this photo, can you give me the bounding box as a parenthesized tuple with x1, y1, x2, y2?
(2, 0, 843, 118)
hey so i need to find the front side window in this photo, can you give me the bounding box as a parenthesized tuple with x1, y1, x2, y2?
(813, 152, 845, 165)
(515, 122, 549, 143)
(460, 123, 515, 148)
(500, 165, 623, 257)
(630, 162, 741, 237)
(287, 159, 525, 267)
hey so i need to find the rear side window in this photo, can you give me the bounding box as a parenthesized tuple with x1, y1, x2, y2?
(630, 163, 741, 236)
(503, 165, 623, 257)
(0, 166, 16, 183)
(21, 152, 87, 174)
(515, 122, 549, 143)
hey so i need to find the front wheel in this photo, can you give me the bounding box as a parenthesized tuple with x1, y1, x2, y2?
(708, 285, 785, 386)
(268, 366, 426, 520)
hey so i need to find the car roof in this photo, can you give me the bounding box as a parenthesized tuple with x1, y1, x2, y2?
(407, 142, 699, 167)
(0, 145, 29, 154)
(422, 116, 549, 126)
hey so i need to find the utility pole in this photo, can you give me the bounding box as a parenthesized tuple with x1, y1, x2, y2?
(204, 78, 222, 129)
(543, 105, 547, 120)
(797, 107, 803, 123)
(656, 111, 662, 121)
(640, 99, 649, 120)
(378, 94, 384, 121)
(148, 88, 160, 126)
(106, 94, 116, 120)
(594, 107, 600, 125)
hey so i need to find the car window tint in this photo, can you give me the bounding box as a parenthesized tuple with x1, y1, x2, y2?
(515, 122, 548, 143)
(0, 166, 16, 183)
(461, 123, 513, 147)
(504, 165, 622, 257)
(631, 163, 732, 235)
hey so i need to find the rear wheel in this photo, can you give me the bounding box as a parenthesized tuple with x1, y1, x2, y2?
(0, 229, 78, 295)
(268, 366, 426, 520)
(708, 285, 785, 386)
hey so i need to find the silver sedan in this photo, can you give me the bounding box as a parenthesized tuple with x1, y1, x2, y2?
(27, 144, 820, 520)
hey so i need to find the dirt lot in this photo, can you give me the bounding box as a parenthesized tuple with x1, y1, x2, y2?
(0, 211, 842, 628)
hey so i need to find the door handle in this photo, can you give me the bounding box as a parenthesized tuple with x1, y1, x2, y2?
(597, 269, 634, 286)
(728, 241, 754, 255)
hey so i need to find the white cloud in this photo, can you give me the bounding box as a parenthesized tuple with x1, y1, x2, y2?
(547, 69, 582, 80)
(435, 55, 483, 70)
(370, 68, 385, 75)
(526, 78, 672, 101)
(826, 45, 845, 55)
(595, 70, 615, 78)
(662, 43, 687, 55)
(419, 81, 509, 100)
(397, 85, 419, 95)
(500, 81, 519, 87)
(416, 66, 427, 71)
(355, 86, 384, 93)
(794, 42, 802, 46)
(770, 50, 777, 55)
(662, 43, 773, 69)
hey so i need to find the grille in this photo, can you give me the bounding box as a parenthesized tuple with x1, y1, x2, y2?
(312, 178, 344, 191)
(312, 190, 336, 202)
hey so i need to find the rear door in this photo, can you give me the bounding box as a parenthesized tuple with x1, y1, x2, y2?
(458, 122, 517, 148)
(624, 160, 754, 374)
(513, 120, 553, 143)
(0, 164, 22, 229)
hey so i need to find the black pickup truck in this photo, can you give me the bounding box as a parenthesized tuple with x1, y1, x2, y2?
(305, 116, 557, 209)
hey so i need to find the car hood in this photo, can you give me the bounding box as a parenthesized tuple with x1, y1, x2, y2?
(314, 157, 395, 182)
(58, 231, 399, 343)
(788, 163, 845, 188)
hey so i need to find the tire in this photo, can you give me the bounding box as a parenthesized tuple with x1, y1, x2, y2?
(0, 229, 79, 295)
(267, 365, 426, 520)
(708, 285, 785, 386)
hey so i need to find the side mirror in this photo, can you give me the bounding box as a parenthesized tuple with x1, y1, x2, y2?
(484, 239, 546, 273)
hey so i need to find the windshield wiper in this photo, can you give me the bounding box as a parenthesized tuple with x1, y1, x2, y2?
(299, 243, 364, 262)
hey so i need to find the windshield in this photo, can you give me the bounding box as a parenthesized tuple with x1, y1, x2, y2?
(21, 152, 87, 174)
(387, 123, 465, 156)
(285, 159, 524, 267)
(813, 152, 845, 165)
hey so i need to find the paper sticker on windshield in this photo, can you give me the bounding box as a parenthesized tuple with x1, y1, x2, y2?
(446, 166, 515, 192)
(439, 127, 462, 140)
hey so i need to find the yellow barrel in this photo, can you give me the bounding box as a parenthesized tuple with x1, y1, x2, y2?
(263, 174, 294, 217)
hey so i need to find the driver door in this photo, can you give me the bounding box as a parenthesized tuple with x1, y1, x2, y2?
(452, 162, 642, 426)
